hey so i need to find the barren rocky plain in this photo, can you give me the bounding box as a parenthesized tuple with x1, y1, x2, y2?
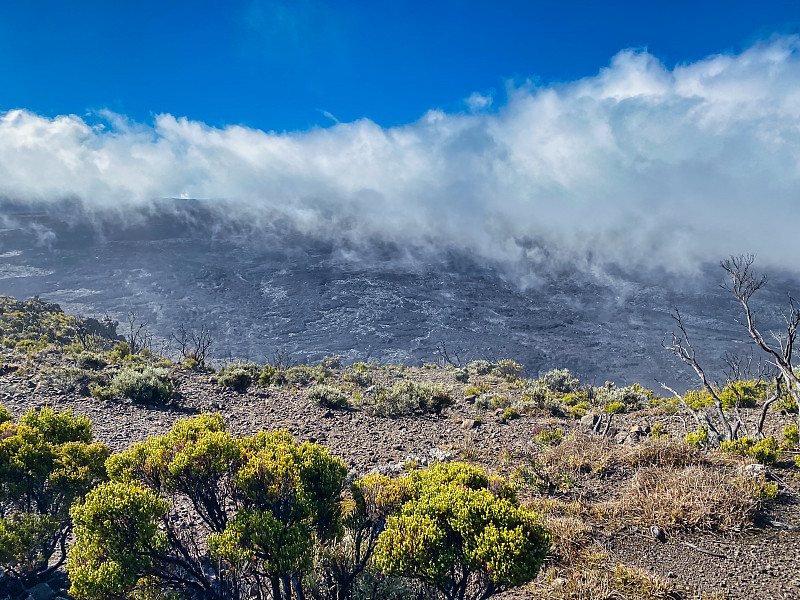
(1, 299, 799, 600)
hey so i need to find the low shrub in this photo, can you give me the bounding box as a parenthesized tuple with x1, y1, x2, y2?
(110, 366, 176, 405)
(216, 363, 259, 392)
(373, 463, 551, 600)
(76, 351, 107, 370)
(542, 368, 580, 394)
(468, 360, 495, 375)
(308, 384, 350, 409)
(365, 381, 454, 417)
(783, 424, 798, 450)
(720, 436, 780, 465)
(492, 359, 523, 379)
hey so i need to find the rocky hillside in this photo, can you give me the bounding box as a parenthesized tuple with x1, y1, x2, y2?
(1, 295, 799, 600)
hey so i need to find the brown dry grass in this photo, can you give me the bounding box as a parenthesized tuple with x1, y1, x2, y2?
(526, 543, 677, 600)
(538, 434, 721, 478)
(619, 464, 758, 532)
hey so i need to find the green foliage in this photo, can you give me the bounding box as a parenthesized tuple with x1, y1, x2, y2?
(110, 366, 176, 404)
(604, 401, 627, 414)
(373, 462, 550, 600)
(650, 423, 669, 439)
(783, 424, 799, 450)
(683, 389, 715, 411)
(71, 416, 348, 600)
(216, 363, 258, 392)
(686, 426, 709, 449)
(76, 351, 107, 370)
(453, 368, 469, 383)
(491, 359, 522, 379)
(719, 379, 767, 410)
(0, 406, 108, 589)
(501, 407, 519, 421)
(720, 436, 780, 465)
(541, 368, 580, 394)
(468, 360, 495, 375)
(365, 381, 454, 417)
(0, 295, 118, 351)
(68, 481, 169, 600)
(534, 428, 564, 447)
(307, 384, 350, 408)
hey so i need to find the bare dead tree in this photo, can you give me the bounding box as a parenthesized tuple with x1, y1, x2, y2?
(721, 254, 800, 433)
(436, 341, 463, 368)
(171, 324, 214, 367)
(270, 348, 296, 371)
(662, 308, 733, 442)
(126, 312, 153, 354)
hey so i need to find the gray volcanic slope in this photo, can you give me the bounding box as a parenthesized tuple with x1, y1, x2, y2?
(0, 201, 795, 389)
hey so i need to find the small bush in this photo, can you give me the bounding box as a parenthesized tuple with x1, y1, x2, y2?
(492, 359, 522, 379)
(783, 424, 798, 450)
(308, 384, 349, 409)
(216, 363, 258, 392)
(502, 407, 519, 421)
(453, 368, 469, 383)
(720, 436, 780, 465)
(110, 366, 176, 405)
(468, 360, 495, 375)
(365, 381, 453, 417)
(542, 369, 580, 394)
(76, 351, 107, 370)
(683, 389, 715, 411)
(604, 401, 626, 414)
(535, 428, 564, 447)
(685, 426, 709, 449)
(319, 355, 343, 370)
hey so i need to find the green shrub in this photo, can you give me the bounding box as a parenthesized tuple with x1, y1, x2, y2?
(502, 407, 519, 421)
(217, 363, 259, 392)
(492, 359, 522, 379)
(684, 389, 715, 411)
(365, 381, 454, 417)
(720, 436, 780, 465)
(468, 360, 495, 375)
(0, 406, 108, 592)
(453, 368, 469, 383)
(69, 416, 347, 600)
(308, 384, 349, 409)
(783, 424, 799, 450)
(541, 368, 580, 394)
(491, 394, 511, 409)
(373, 462, 550, 599)
(76, 351, 107, 370)
(110, 366, 176, 404)
(535, 428, 564, 447)
(604, 401, 627, 414)
(719, 380, 767, 410)
(686, 426, 709, 449)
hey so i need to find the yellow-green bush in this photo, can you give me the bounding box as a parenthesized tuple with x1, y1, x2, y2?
(69, 416, 347, 600)
(373, 462, 550, 599)
(0, 406, 108, 593)
(720, 436, 780, 465)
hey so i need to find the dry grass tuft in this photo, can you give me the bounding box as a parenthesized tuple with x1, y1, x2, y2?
(527, 544, 676, 600)
(619, 464, 759, 532)
(620, 437, 716, 468)
(538, 433, 616, 475)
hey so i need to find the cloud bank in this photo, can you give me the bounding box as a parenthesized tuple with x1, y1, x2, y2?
(3, 37, 800, 276)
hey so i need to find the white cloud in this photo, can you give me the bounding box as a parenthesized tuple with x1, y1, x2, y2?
(3, 36, 800, 275)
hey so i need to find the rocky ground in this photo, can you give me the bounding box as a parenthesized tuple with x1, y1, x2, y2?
(1, 353, 799, 600)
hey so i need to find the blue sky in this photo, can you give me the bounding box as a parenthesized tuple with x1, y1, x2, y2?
(2, 0, 800, 131)
(4, 2, 800, 274)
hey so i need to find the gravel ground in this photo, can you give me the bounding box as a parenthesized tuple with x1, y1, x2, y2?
(2, 361, 799, 600)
